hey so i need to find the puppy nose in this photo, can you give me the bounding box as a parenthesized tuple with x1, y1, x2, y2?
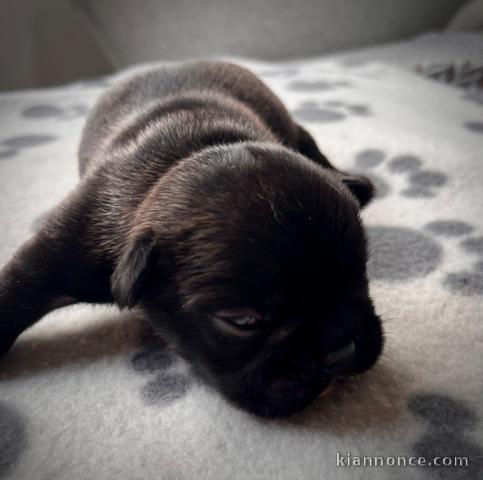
(323, 341, 355, 375)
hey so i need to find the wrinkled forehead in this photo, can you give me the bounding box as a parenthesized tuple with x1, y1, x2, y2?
(169, 145, 366, 304)
(177, 213, 367, 314)
(168, 142, 354, 207)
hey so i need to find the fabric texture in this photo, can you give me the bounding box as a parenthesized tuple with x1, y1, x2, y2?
(331, 32, 483, 69)
(1, 40, 483, 479)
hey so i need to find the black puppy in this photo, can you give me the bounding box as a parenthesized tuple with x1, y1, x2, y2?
(0, 61, 383, 417)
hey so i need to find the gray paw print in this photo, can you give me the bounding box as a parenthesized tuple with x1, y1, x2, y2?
(427, 223, 483, 297)
(408, 393, 483, 479)
(288, 77, 372, 124)
(367, 225, 442, 281)
(129, 328, 192, 406)
(356, 148, 483, 294)
(0, 134, 57, 160)
(464, 121, 483, 134)
(0, 401, 27, 478)
(353, 149, 447, 199)
(291, 99, 372, 124)
(367, 218, 483, 296)
(22, 103, 90, 120)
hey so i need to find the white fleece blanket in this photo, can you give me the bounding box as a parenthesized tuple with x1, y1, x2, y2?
(1, 46, 483, 479)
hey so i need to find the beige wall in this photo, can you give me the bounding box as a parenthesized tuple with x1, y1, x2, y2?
(0, 0, 471, 91)
(0, 0, 113, 91)
(79, 0, 470, 66)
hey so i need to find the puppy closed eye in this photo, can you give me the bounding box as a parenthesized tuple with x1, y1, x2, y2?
(213, 308, 263, 335)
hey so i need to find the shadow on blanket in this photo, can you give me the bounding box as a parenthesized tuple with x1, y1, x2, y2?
(282, 361, 407, 433)
(0, 308, 146, 378)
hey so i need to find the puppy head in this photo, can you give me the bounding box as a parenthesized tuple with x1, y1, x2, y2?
(112, 143, 383, 417)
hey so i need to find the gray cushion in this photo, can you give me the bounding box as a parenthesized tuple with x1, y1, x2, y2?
(76, 0, 469, 66)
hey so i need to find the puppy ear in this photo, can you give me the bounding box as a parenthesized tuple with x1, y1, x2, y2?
(340, 174, 375, 208)
(111, 231, 156, 309)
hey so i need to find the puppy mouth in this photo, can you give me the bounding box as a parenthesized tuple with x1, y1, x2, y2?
(258, 375, 333, 417)
(268, 341, 355, 403)
(317, 382, 334, 399)
(209, 314, 384, 418)
(243, 337, 381, 418)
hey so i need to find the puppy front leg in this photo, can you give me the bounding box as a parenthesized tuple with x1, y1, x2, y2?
(0, 228, 111, 356)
